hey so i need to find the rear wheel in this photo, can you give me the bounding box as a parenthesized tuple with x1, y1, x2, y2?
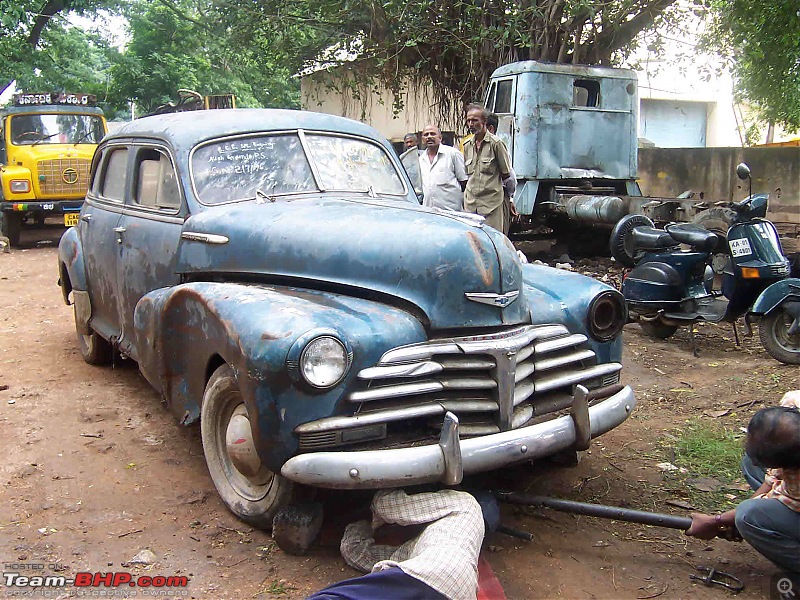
(692, 208, 735, 253)
(201, 364, 292, 528)
(1, 211, 23, 247)
(759, 307, 800, 365)
(640, 320, 679, 339)
(609, 215, 654, 267)
(75, 307, 113, 365)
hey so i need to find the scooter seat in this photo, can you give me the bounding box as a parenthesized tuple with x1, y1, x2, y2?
(665, 223, 719, 251)
(631, 227, 678, 250)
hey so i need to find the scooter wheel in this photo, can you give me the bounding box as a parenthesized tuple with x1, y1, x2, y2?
(609, 215, 654, 267)
(759, 307, 800, 365)
(640, 321, 679, 340)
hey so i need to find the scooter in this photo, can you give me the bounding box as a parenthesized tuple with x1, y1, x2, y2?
(609, 163, 800, 365)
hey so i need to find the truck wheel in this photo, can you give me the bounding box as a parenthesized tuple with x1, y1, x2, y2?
(640, 320, 679, 339)
(1, 211, 23, 247)
(692, 208, 735, 253)
(759, 307, 800, 365)
(201, 364, 292, 528)
(75, 307, 113, 365)
(609, 215, 654, 267)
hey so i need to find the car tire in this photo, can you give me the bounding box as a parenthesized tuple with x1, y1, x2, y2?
(640, 320, 679, 340)
(609, 215, 654, 267)
(759, 307, 800, 365)
(201, 364, 292, 528)
(75, 307, 113, 365)
(1, 211, 23, 247)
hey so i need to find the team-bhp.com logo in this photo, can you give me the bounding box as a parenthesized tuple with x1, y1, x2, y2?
(3, 571, 189, 596)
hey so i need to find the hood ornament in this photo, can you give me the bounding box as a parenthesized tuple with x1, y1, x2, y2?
(465, 290, 520, 308)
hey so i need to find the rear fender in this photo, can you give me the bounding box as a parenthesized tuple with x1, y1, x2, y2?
(750, 278, 800, 316)
(57, 226, 87, 304)
(133, 282, 426, 470)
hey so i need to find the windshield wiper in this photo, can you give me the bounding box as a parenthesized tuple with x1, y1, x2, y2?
(73, 131, 95, 146)
(31, 133, 60, 147)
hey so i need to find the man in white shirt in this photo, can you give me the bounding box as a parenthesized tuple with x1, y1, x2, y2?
(418, 124, 468, 211)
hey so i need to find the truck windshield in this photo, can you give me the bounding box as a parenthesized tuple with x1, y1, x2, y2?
(10, 113, 104, 146)
(191, 132, 406, 205)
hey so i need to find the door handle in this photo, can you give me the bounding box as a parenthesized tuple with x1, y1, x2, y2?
(113, 226, 126, 243)
(81, 214, 92, 222)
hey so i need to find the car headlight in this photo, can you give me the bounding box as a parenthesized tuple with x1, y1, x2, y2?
(587, 290, 627, 341)
(10, 179, 31, 193)
(300, 336, 349, 389)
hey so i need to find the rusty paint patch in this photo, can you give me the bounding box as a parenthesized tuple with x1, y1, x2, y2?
(261, 331, 293, 341)
(466, 231, 494, 287)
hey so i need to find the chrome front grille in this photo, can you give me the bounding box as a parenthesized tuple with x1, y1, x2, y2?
(37, 158, 90, 197)
(296, 325, 622, 450)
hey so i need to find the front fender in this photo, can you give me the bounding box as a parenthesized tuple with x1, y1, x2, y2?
(522, 263, 623, 363)
(132, 282, 426, 471)
(57, 226, 88, 302)
(750, 278, 800, 315)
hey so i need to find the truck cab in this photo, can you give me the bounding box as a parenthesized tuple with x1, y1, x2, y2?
(0, 92, 107, 246)
(485, 62, 698, 253)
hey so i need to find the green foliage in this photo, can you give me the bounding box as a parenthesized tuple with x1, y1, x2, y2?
(703, 0, 800, 132)
(223, 0, 680, 122)
(109, 0, 300, 114)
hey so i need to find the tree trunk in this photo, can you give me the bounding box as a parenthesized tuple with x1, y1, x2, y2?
(27, 0, 69, 49)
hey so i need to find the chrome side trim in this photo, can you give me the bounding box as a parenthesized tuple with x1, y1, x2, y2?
(281, 385, 636, 488)
(180, 232, 229, 245)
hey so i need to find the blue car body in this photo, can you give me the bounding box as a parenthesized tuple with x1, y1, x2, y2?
(58, 108, 635, 524)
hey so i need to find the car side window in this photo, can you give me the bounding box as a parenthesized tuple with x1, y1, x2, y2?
(133, 148, 181, 211)
(100, 148, 128, 202)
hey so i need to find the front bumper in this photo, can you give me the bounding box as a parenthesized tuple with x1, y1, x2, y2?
(1, 200, 83, 214)
(281, 384, 635, 488)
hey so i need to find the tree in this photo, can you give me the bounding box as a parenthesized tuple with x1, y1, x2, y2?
(218, 0, 682, 121)
(109, 0, 300, 113)
(0, 0, 117, 96)
(703, 0, 800, 132)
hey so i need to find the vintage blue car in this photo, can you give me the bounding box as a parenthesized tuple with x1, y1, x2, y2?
(58, 109, 636, 528)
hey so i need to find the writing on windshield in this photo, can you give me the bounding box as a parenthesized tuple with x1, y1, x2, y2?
(191, 132, 406, 204)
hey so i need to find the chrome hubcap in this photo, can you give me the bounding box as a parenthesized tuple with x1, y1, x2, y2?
(225, 405, 262, 478)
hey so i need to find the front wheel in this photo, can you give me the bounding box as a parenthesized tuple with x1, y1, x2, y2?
(759, 307, 800, 365)
(1, 211, 23, 247)
(640, 320, 679, 339)
(201, 364, 292, 528)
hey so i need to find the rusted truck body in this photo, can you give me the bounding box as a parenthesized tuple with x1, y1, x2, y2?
(484, 61, 709, 252)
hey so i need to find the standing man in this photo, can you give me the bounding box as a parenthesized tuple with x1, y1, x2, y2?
(462, 104, 512, 232)
(486, 112, 518, 235)
(418, 124, 468, 211)
(399, 132, 422, 199)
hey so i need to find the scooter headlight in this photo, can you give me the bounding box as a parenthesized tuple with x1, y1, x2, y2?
(587, 290, 627, 342)
(300, 336, 350, 389)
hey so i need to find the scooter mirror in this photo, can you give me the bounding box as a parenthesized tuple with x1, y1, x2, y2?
(736, 163, 751, 180)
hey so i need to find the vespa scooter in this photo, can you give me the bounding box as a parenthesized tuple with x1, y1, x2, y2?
(609, 163, 800, 365)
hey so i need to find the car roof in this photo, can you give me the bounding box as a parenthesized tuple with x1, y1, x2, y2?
(108, 108, 383, 147)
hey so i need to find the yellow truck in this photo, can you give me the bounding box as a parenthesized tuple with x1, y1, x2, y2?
(0, 92, 107, 246)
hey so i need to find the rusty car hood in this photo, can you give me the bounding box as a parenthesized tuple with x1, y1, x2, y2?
(176, 197, 529, 329)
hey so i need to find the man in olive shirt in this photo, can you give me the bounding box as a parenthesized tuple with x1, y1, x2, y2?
(462, 104, 512, 232)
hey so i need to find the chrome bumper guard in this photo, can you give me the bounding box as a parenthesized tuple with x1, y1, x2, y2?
(281, 384, 636, 489)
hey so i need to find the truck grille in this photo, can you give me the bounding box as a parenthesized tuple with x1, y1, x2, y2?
(296, 324, 621, 450)
(37, 158, 90, 197)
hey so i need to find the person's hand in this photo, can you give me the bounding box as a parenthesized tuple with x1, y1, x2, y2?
(509, 201, 519, 218)
(686, 513, 722, 540)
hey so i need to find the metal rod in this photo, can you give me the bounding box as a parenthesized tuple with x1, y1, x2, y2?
(495, 492, 693, 531)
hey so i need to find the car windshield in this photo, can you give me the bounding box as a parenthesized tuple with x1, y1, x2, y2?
(10, 113, 104, 145)
(191, 132, 406, 205)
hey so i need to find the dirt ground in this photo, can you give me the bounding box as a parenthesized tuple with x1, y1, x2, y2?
(1, 225, 798, 599)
